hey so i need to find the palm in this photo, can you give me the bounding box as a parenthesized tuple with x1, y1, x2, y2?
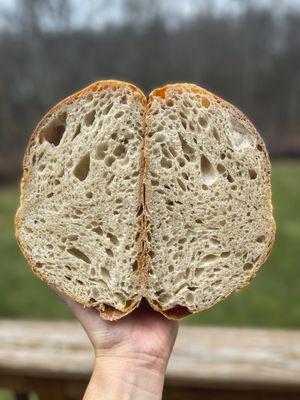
(53, 288, 178, 362)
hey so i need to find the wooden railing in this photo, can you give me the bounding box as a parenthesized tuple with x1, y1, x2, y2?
(1, 320, 300, 399)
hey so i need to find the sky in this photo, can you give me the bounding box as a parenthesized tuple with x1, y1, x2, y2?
(1, 0, 300, 31)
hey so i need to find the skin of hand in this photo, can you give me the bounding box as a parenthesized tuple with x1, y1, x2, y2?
(51, 286, 178, 400)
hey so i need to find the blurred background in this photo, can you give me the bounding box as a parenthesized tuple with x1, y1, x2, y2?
(1, 0, 300, 330)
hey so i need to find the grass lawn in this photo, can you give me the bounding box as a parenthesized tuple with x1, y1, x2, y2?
(0, 160, 299, 327)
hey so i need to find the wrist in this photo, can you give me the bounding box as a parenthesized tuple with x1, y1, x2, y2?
(84, 355, 167, 400)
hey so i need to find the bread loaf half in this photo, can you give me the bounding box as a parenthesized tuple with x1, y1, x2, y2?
(15, 80, 275, 320)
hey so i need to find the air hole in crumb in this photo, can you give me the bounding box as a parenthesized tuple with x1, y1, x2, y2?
(113, 144, 126, 158)
(227, 174, 234, 183)
(101, 267, 110, 279)
(167, 146, 176, 158)
(201, 254, 218, 265)
(256, 235, 266, 243)
(221, 251, 230, 258)
(177, 178, 186, 191)
(155, 134, 166, 143)
(92, 227, 103, 235)
(115, 111, 124, 119)
(107, 175, 115, 186)
(40, 112, 67, 146)
(73, 153, 90, 181)
(200, 155, 217, 185)
(202, 97, 210, 108)
(107, 232, 119, 245)
(103, 102, 113, 115)
(161, 157, 172, 169)
(86, 191, 93, 199)
(199, 116, 208, 128)
(151, 179, 159, 186)
(220, 153, 226, 160)
(166, 199, 174, 206)
(132, 261, 138, 271)
(177, 157, 186, 167)
(72, 124, 81, 140)
(161, 145, 172, 159)
(243, 263, 253, 271)
(257, 144, 263, 151)
(68, 235, 78, 241)
(249, 169, 257, 179)
(105, 248, 113, 257)
(37, 153, 44, 163)
(84, 110, 96, 126)
(120, 95, 127, 104)
(96, 142, 109, 160)
(105, 156, 115, 167)
(47, 192, 54, 198)
(158, 293, 171, 303)
(186, 293, 194, 303)
(166, 99, 174, 107)
(195, 267, 204, 277)
(217, 164, 226, 174)
(181, 119, 187, 129)
(178, 133, 195, 160)
(183, 100, 192, 108)
(212, 127, 220, 142)
(38, 164, 46, 172)
(67, 247, 91, 264)
(168, 265, 174, 272)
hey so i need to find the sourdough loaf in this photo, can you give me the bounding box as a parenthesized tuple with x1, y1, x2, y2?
(15, 81, 275, 320)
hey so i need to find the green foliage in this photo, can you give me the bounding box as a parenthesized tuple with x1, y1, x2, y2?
(0, 161, 299, 327)
(0, 390, 37, 400)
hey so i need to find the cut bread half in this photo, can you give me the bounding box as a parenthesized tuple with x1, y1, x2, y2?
(145, 84, 275, 318)
(16, 81, 275, 320)
(16, 81, 147, 320)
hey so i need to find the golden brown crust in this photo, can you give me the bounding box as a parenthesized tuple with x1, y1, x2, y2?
(15, 80, 146, 321)
(16, 81, 276, 321)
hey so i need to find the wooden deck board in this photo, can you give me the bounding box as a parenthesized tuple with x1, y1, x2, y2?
(1, 320, 300, 392)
